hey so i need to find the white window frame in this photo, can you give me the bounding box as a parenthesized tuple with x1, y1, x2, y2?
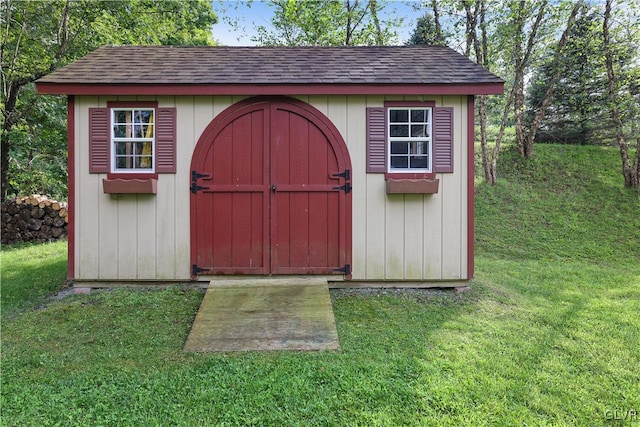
(111, 108, 155, 173)
(387, 107, 433, 173)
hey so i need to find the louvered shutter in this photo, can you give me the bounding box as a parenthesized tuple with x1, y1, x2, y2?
(433, 107, 454, 173)
(89, 108, 110, 173)
(366, 107, 386, 173)
(155, 107, 177, 173)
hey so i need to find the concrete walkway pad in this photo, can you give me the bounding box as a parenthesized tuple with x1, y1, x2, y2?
(184, 278, 340, 352)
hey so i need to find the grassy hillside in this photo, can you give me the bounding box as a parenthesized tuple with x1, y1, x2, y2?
(1, 144, 638, 426)
(476, 144, 639, 265)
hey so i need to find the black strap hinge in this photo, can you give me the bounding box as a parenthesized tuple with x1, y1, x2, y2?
(192, 171, 210, 181)
(333, 264, 351, 275)
(333, 182, 352, 193)
(192, 264, 209, 276)
(191, 170, 211, 193)
(191, 183, 209, 194)
(332, 169, 351, 180)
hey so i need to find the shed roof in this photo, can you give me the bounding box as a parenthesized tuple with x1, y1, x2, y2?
(36, 45, 504, 96)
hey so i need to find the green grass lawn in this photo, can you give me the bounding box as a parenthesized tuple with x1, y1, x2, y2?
(2, 144, 639, 426)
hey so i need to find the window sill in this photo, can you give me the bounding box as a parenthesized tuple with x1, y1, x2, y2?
(386, 178, 439, 194)
(103, 178, 157, 194)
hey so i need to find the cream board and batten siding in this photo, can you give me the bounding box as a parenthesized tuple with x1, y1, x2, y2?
(73, 95, 468, 283)
(306, 95, 468, 282)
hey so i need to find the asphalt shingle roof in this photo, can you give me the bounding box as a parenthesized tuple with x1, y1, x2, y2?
(36, 46, 504, 94)
(38, 45, 503, 87)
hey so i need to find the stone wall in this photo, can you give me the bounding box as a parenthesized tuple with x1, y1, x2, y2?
(1, 195, 68, 244)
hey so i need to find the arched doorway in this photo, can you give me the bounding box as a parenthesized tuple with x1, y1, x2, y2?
(190, 97, 352, 277)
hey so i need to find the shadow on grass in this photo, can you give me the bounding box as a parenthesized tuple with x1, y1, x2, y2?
(1, 241, 68, 313)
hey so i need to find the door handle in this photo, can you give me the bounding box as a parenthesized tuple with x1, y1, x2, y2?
(271, 184, 277, 193)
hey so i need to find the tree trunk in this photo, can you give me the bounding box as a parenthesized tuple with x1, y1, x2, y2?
(368, 0, 385, 45)
(514, 0, 547, 158)
(431, 0, 444, 44)
(1, 82, 21, 202)
(602, 0, 637, 187)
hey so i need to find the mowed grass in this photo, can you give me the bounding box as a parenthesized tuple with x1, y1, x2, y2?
(1, 241, 68, 312)
(2, 144, 639, 426)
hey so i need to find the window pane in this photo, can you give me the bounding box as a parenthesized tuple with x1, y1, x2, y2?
(390, 156, 408, 169)
(136, 141, 152, 156)
(411, 125, 428, 137)
(391, 141, 409, 154)
(140, 110, 153, 124)
(390, 125, 409, 137)
(410, 156, 428, 168)
(114, 110, 130, 124)
(390, 109, 408, 123)
(138, 156, 153, 169)
(410, 141, 428, 154)
(116, 156, 128, 169)
(115, 141, 130, 155)
(411, 110, 425, 122)
(113, 125, 128, 138)
(133, 125, 144, 138)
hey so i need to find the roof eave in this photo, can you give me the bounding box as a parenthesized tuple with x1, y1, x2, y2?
(36, 82, 505, 97)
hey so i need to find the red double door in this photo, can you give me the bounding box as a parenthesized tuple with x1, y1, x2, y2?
(190, 98, 352, 277)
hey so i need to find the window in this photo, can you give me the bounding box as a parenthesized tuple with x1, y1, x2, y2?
(366, 102, 453, 175)
(112, 108, 155, 172)
(388, 107, 432, 172)
(89, 103, 176, 176)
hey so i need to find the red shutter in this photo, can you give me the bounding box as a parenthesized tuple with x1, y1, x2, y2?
(89, 108, 109, 173)
(433, 107, 454, 173)
(156, 107, 177, 173)
(366, 107, 386, 173)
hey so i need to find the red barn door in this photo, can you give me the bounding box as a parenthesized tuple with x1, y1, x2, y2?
(190, 97, 351, 277)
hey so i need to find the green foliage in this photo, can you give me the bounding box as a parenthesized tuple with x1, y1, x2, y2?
(6, 86, 68, 199)
(1, 144, 639, 425)
(406, 12, 446, 46)
(253, 0, 401, 46)
(1, 0, 218, 200)
(525, 2, 640, 146)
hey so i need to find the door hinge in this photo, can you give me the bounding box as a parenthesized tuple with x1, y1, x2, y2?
(191, 170, 210, 194)
(333, 264, 351, 275)
(192, 264, 209, 276)
(333, 182, 352, 193)
(332, 169, 350, 180)
(332, 169, 351, 193)
(191, 183, 209, 194)
(192, 171, 210, 181)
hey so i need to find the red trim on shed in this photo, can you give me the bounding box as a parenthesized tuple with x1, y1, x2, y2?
(67, 96, 75, 280)
(106, 101, 158, 108)
(36, 83, 505, 97)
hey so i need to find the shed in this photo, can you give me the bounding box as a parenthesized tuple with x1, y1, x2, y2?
(36, 45, 503, 288)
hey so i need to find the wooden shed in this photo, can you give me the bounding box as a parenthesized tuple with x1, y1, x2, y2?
(36, 45, 503, 289)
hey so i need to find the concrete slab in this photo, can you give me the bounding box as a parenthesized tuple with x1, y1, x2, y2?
(184, 278, 340, 352)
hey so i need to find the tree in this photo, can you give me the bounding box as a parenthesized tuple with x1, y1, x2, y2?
(252, 0, 401, 46)
(524, 0, 583, 152)
(602, 0, 640, 188)
(406, 12, 446, 46)
(525, 9, 607, 144)
(1, 0, 217, 201)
